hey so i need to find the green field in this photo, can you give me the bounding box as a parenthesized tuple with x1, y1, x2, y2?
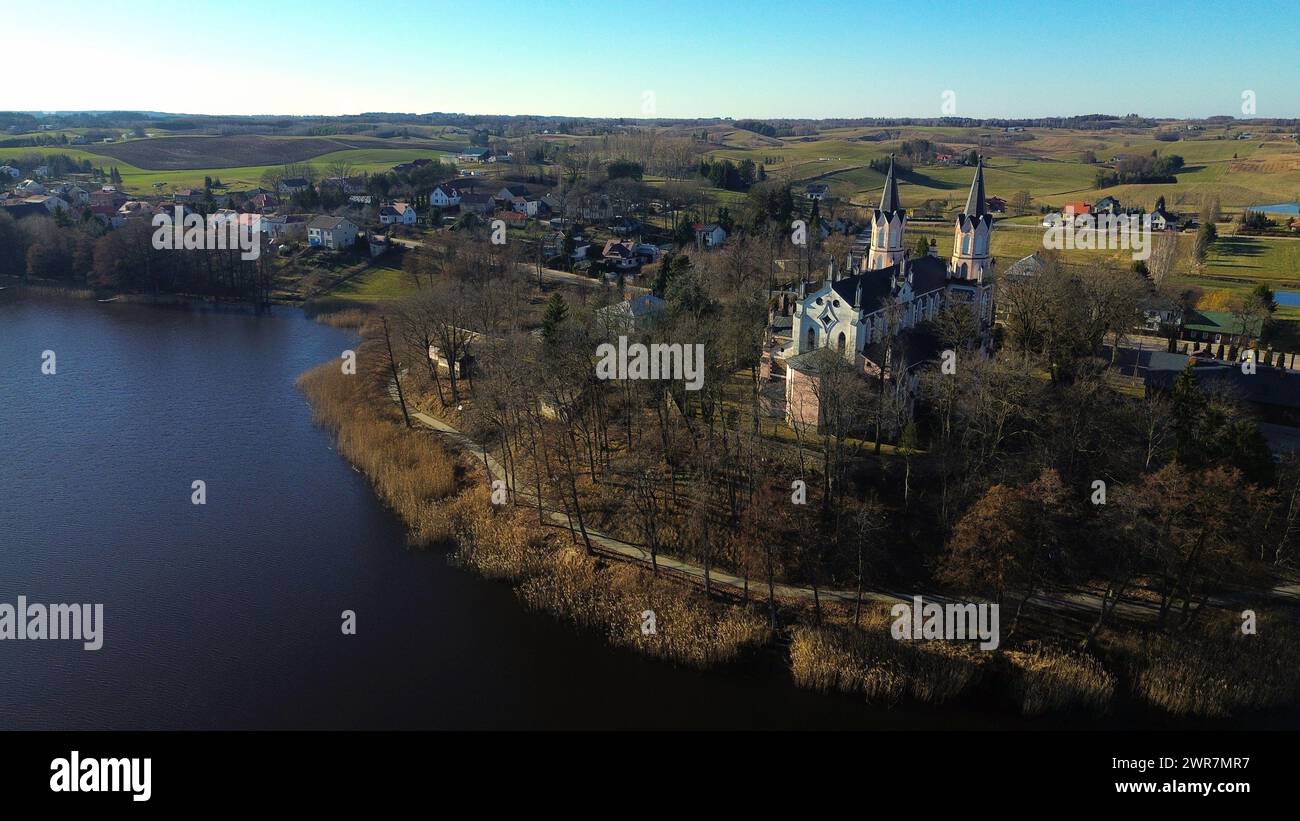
(702, 124, 1300, 216)
(0, 140, 456, 194)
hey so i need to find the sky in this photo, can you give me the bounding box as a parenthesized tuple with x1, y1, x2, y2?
(9, 0, 1298, 119)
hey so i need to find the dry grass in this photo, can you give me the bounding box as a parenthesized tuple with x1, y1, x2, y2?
(1002, 643, 1115, 717)
(456, 519, 770, 668)
(299, 347, 766, 669)
(296, 358, 461, 546)
(302, 299, 373, 329)
(1106, 612, 1300, 718)
(789, 606, 987, 706)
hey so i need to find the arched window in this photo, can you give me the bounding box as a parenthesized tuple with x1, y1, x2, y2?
(806, 326, 816, 350)
(837, 331, 846, 352)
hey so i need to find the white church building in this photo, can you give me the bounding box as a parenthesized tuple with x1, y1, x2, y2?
(782, 156, 996, 429)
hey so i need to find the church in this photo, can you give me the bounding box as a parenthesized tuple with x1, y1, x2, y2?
(782, 156, 996, 429)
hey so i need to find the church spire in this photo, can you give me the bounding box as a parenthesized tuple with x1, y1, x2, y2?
(879, 154, 901, 213)
(962, 155, 986, 217)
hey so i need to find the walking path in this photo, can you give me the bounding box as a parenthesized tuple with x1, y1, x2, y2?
(397, 393, 1300, 622)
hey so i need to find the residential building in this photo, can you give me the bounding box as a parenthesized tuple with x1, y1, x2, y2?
(278, 178, 311, 196)
(429, 184, 461, 209)
(693, 222, 727, 249)
(307, 215, 359, 250)
(378, 202, 418, 226)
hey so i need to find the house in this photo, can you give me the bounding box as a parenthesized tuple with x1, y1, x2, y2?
(278, 178, 311, 195)
(90, 188, 128, 209)
(173, 188, 205, 205)
(117, 200, 153, 219)
(693, 222, 727, 249)
(1178, 310, 1259, 349)
(23, 194, 68, 213)
(262, 214, 307, 242)
(0, 165, 19, 179)
(378, 202, 418, 226)
(429, 184, 461, 209)
(57, 185, 90, 205)
(15, 179, 46, 195)
(322, 177, 365, 195)
(1062, 201, 1091, 220)
(1002, 252, 1046, 282)
(596, 294, 667, 333)
(609, 215, 643, 236)
(1139, 293, 1182, 333)
(88, 204, 125, 228)
(1150, 205, 1181, 231)
(307, 215, 359, 250)
(601, 239, 640, 270)
(1142, 350, 1300, 439)
(494, 185, 533, 207)
(805, 183, 829, 201)
(457, 147, 489, 163)
(494, 210, 527, 226)
(458, 191, 494, 215)
(0, 201, 46, 220)
(32, 166, 51, 177)
(428, 332, 479, 378)
(248, 192, 279, 211)
(1093, 195, 1122, 215)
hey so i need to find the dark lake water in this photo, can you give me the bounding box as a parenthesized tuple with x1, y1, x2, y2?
(6, 296, 1246, 730)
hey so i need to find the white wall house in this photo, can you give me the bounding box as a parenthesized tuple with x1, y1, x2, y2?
(429, 185, 461, 208)
(307, 215, 359, 250)
(24, 194, 68, 213)
(694, 223, 727, 248)
(379, 202, 418, 226)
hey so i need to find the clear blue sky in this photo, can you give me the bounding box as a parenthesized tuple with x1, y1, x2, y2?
(16, 0, 1298, 119)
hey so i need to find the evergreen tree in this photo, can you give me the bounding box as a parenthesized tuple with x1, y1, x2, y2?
(541, 292, 568, 344)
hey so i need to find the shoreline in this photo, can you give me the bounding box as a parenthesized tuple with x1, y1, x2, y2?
(295, 344, 1300, 728)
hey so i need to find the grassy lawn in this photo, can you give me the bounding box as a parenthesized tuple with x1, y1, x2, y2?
(320, 263, 417, 302)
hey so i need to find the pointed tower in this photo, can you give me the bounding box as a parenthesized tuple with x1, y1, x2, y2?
(867, 155, 907, 271)
(950, 156, 993, 282)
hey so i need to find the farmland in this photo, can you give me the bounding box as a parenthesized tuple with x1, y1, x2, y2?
(0, 141, 459, 193)
(701, 123, 1300, 216)
(85, 133, 462, 169)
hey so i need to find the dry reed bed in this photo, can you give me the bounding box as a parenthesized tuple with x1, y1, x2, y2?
(298, 348, 1300, 715)
(1104, 612, 1300, 718)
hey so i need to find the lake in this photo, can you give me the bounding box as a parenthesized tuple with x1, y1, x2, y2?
(2, 296, 1047, 730)
(1250, 202, 1300, 215)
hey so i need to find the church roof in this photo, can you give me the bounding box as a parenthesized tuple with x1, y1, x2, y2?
(878, 154, 901, 213)
(862, 325, 942, 372)
(827, 254, 949, 315)
(962, 156, 986, 217)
